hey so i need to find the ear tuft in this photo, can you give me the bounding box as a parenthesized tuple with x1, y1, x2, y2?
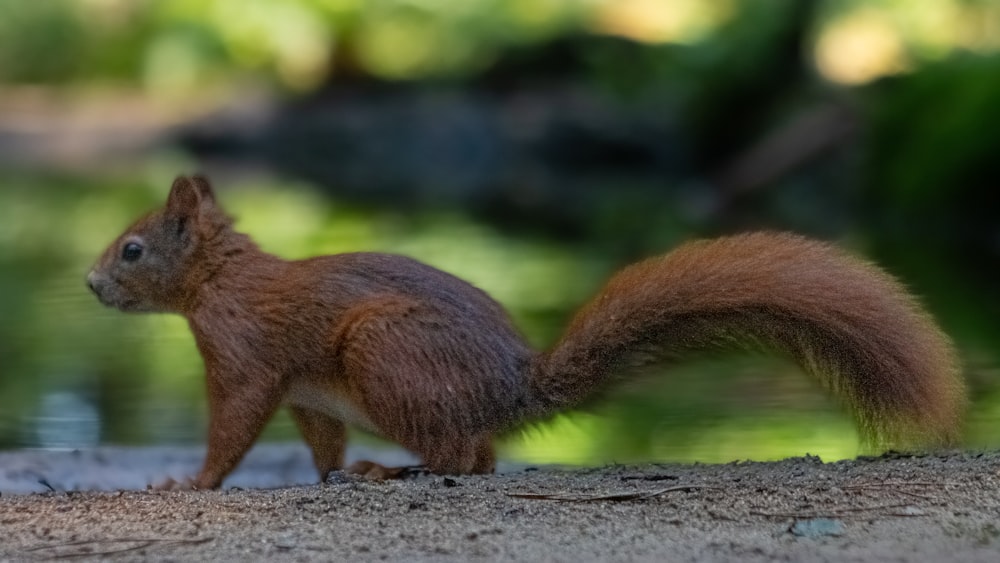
(166, 176, 202, 218)
(189, 174, 217, 204)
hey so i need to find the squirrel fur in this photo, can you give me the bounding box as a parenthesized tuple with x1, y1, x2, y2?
(86, 176, 965, 489)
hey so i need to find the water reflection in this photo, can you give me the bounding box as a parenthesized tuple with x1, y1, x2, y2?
(30, 391, 100, 449)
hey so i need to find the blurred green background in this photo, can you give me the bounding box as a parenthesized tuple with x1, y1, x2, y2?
(1, 0, 999, 466)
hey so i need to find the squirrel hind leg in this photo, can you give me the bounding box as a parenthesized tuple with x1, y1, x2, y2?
(420, 433, 496, 475)
(332, 296, 510, 476)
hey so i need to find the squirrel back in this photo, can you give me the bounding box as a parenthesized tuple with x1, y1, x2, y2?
(88, 176, 965, 487)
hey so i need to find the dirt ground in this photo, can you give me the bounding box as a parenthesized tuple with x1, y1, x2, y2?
(2, 445, 1000, 562)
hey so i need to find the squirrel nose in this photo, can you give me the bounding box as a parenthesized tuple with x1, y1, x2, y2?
(86, 271, 99, 294)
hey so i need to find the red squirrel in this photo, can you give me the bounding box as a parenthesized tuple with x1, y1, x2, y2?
(87, 175, 964, 489)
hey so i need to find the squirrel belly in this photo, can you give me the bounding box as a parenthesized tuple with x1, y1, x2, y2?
(87, 176, 965, 489)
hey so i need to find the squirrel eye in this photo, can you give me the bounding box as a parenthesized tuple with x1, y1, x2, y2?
(122, 242, 143, 262)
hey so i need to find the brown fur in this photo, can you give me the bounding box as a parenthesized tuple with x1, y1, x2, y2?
(87, 176, 965, 489)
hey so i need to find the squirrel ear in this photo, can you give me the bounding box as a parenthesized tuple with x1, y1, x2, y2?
(166, 176, 203, 219)
(189, 174, 217, 204)
(167, 176, 202, 235)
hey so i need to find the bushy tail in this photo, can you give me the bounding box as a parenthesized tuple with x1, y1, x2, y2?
(529, 232, 964, 449)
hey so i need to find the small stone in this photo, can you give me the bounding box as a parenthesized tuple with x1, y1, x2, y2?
(789, 518, 845, 537)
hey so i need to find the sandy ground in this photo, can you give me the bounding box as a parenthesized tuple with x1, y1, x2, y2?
(2, 445, 1000, 562)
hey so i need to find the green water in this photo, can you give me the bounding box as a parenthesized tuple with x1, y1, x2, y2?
(1, 171, 996, 465)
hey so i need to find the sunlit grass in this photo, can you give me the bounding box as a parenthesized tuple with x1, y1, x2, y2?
(505, 411, 858, 465)
(505, 356, 863, 465)
(675, 416, 859, 464)
(504, 413, 606, 465)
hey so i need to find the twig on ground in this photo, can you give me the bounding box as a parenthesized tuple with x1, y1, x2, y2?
(508, 484, 717, 502)
(750, 503, 915, 519)
(23, 537, 213, 559)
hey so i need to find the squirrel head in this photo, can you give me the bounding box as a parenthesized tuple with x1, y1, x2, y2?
(87, 175, 231, 314)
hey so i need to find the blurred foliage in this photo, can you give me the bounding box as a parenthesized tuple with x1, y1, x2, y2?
(863, 54, 1000, 254)
(1, 0, 998, 93)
